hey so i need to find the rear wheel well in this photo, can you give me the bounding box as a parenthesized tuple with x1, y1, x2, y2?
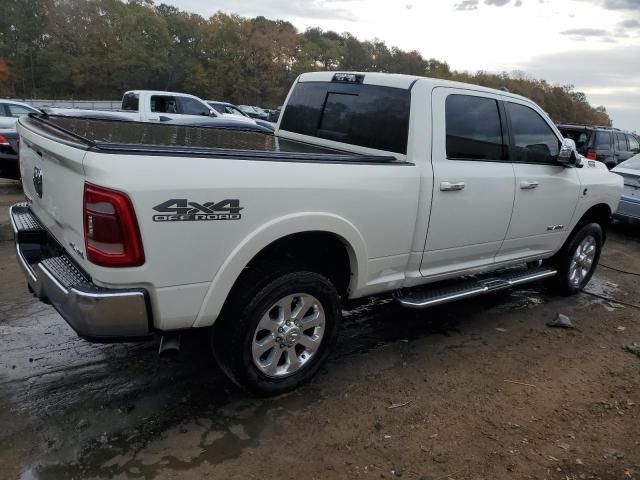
(229, 232, 353, 301)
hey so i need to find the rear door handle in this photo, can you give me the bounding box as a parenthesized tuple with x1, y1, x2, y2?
(520, 180, 539, 189)
(440, 181, 465, 191)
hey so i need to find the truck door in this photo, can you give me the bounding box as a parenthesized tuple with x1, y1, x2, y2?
(420, 88, 515, 277)
(496, 98, 580, 261)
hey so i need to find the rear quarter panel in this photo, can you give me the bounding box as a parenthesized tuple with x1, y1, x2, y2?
(82, 151, 420, 329)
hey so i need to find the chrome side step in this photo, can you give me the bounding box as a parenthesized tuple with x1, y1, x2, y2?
(395, 267, 557, 309)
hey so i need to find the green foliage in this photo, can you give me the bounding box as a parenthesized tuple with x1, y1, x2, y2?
(0, 0, 611, 126)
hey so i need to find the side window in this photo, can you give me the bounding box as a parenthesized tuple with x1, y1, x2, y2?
(628, 134, 640, 153)
(594, 131, 612, 149)
(0, 104, 7, 116)
(506, 102, 560, 164)
(445, 94, 504, 161)
(8, 104, 36, 118)
(178, 97, 210, 116)
(151, 95, 178, 114)
(616, 133, 628, 151)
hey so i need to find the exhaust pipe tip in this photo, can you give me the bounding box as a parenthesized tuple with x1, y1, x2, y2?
(158, 334, 181, 356)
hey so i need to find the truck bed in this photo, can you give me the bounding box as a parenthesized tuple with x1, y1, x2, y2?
(24, 114, 397, 164)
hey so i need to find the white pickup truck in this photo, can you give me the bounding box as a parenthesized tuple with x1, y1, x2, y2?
(11, 72, 622, 395)
(46, 90, 258, 125)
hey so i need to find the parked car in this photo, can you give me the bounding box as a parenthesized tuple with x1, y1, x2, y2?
(557, 123, 640, 169)
(612, 154, 640, 222)
(268, 106, 282, 123)
(207, 101, 275, 131)
(208, 101, 250, 118)
(238, 105, 269, 121)
(0, 129, 19, 180)
(0, 100, 41, 129)
(11, 71, 622, 395)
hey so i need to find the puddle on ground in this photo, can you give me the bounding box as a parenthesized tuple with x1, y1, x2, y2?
(581, 275, 624, 311)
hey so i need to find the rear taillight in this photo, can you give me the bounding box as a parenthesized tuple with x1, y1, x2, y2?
(586, 150, 597, 160)
(83, 183, 144, 267)
(0, 134, 9, 146)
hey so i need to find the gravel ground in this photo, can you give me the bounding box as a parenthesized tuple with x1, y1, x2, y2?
(0, 220, 639, 480)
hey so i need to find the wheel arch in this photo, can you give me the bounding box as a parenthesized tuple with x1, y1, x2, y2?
(559, 202, 612, 256)
(193, 213, 367, 328)
(575, 203, 612, 233)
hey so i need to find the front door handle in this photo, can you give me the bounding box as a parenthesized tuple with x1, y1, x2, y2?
(440, 181, 465, 191)
(520, 180, 539, 189)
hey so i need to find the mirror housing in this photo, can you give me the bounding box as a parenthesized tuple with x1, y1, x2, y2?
(557, 138, 579, 167)
(208, 109, 217, 117)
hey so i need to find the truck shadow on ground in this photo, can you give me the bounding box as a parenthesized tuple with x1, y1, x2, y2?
(5, 282, 554, 479)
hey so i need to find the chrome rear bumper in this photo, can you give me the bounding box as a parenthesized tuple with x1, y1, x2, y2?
(9, 203, 152, 342)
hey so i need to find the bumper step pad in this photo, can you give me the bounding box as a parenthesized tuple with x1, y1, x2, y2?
(9, 203, 152, 342)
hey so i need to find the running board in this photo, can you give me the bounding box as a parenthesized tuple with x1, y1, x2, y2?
(395, 267, 557, 309)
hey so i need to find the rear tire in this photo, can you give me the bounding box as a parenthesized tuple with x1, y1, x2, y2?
(212, 265, 341, 396)
(547, 222, 603, 295)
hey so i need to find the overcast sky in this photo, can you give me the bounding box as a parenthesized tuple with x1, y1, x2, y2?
(165, 0, 639, 131)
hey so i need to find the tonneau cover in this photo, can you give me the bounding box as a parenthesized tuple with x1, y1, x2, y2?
(23, 115, 397, 163)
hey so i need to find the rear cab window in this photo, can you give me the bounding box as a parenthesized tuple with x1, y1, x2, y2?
(121, 93, 139, 111)
(279, 77, 410, 154)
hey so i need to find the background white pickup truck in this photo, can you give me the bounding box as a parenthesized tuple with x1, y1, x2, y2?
(45, 90, 258, 125)
(11, 71, 622, 395)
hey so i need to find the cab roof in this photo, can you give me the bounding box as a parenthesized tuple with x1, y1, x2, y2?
(297, 71, 531, 103)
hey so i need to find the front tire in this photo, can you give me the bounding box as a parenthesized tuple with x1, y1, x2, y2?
(212, 267, 341, 396)
(548, 222, 603, 295)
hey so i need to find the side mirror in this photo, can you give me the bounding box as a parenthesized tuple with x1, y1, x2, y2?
(557, 138, 579, 167)
(208, 109, 217, 117)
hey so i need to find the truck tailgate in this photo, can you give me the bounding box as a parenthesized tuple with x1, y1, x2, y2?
(16, 116, 90, 270)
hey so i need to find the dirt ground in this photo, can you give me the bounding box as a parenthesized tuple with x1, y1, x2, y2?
(1, 199, 639, 479)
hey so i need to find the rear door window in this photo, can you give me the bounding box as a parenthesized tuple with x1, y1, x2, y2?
(445, 94, 505, 161)
(616, 133, 628, 152)
(506, 102, 560, 164)
(280, 81, 410, 154)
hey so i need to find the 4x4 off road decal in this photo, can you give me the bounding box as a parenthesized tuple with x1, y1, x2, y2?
(152, 199, 243, 222)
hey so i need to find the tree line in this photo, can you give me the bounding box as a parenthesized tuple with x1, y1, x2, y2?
(0, 0, 611, 126)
